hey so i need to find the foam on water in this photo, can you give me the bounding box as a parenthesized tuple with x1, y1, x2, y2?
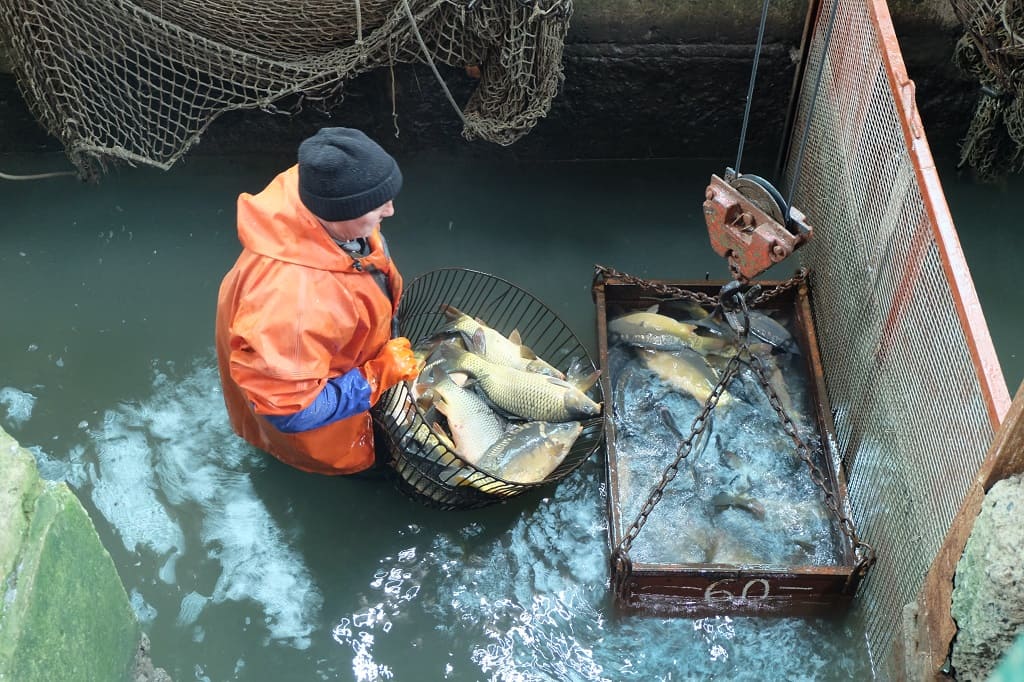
(130, 588, 158, 625)
(42, 358, 322, 649)
(0, 386, 37, 427)
(90, 415, 186, 561)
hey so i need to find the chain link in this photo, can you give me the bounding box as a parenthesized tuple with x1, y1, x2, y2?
(611, 356, 742, 599)
(593, 263, 809, 309)
(748, 267, 809, 307)
(745, 351, 876, 577)
(593, 263, 718, 306)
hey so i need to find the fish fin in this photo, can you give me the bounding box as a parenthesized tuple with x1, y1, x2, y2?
(645, 304, 660, 314)
(419, 404, 439, 424)
(520, 346, 541, 361)
(509, 330, 542, 360)
(434, 340, 469, 369)
(465, 328, 488, 356)
(428, 417, 456, 447)
(447, 370, 472, 388)
(565, 357, 601, 389)
(423, 363, 449, 387)
(439, 303, 465, 321)
(415, 388, 435, 412)
(430, 391, 451, 417)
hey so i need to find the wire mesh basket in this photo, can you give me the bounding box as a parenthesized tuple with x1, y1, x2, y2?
(372, 267, 605, 510)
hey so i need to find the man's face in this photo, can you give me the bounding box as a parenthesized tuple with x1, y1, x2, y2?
(319, 200, 395, 242)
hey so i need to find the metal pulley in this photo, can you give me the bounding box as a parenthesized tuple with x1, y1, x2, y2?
(703, 168, 813, 281)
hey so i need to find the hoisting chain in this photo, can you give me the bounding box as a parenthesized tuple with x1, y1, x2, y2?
(594, 263, 718, 307)
(593, 264, 809, 309)
(601, 265, 874, 598)
(724, 284, 876, 585)
(746, 349, 876, 584)
(610, 353, 743, 599)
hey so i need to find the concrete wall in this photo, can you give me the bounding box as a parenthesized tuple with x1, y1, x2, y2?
(0, 0, 974, 163)
(0, 427, 160, 682)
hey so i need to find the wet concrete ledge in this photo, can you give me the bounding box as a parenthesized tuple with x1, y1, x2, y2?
(0, 427, 168, 681)
(0, 0, 973, 166)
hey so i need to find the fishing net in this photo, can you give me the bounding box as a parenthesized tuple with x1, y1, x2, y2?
(372, 267, 605, 510)
(951, 0, 1024, 179)
(0, 0, 572, 179)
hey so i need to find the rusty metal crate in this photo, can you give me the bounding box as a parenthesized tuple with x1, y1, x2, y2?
(594, 273, 868, 615)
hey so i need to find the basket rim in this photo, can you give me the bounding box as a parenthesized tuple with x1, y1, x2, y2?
(384, 267, 606, 495)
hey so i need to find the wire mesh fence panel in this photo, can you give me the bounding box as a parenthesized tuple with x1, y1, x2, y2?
(783, 0, 1009, 669)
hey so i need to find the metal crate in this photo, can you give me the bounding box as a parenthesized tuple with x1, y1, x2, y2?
(594, 273, 869, 615)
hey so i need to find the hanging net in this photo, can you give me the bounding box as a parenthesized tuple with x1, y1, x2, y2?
(0, 0, 572, 178)
(951, 0, 1024, 179)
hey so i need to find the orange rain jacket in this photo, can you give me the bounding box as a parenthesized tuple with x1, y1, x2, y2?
(215, 165, 403, 474)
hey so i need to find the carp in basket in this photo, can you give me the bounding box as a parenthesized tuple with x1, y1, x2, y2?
(390, 304, 602, 488)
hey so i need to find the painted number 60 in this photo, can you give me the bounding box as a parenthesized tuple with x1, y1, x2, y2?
(704, 578, 771, 601)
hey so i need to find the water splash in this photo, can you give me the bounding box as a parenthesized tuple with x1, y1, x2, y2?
(44, 359, 323, 649)
(329, 524, 438, 680)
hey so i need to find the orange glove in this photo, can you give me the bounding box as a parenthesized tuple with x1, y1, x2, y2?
(361, 337, 421, 404)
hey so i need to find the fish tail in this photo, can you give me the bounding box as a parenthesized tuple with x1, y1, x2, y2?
(566, 359, 601, 392)
(439, 303, 467, 321)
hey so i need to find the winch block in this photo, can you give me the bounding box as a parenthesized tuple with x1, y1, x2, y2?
(704, 174, 813, 280)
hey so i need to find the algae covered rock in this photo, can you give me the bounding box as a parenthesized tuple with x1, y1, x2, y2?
(951, 474, 1024, 681)
(0, 426, 142, 681)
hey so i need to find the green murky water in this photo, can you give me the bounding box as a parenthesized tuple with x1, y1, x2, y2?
(1, 150, 1019, 681)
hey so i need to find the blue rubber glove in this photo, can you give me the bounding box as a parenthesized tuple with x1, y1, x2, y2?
(264, 368, 372, 433)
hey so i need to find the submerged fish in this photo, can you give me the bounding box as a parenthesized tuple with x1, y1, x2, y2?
(608, 307, 698, 352)
(441, 304, 565, 378)
(638, 347, 734, 408)
(472, 420, 583, 485)
(711, 492, 766, 520)
(757, 354, 805, 425)
(441, 346, 601, 423)
(609, 306, 737, 356)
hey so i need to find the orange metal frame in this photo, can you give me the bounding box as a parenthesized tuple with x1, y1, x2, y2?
(862, 0, 1018, 677)
(867, 0, 1011, 426)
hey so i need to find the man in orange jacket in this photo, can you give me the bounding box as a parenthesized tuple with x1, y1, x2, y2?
(215, 127, 421, 475)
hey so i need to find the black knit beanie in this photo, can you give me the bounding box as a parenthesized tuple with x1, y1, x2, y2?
(297, 127, 403, 221)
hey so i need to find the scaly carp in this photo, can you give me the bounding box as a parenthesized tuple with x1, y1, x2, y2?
(422, 374, 506, 465)
(442, 347, 601, 422)
(472, 420, 583, 485)
(609, 306, 736, 356)
(440, 304, 565, 378)
(638, 347, 734, 408)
